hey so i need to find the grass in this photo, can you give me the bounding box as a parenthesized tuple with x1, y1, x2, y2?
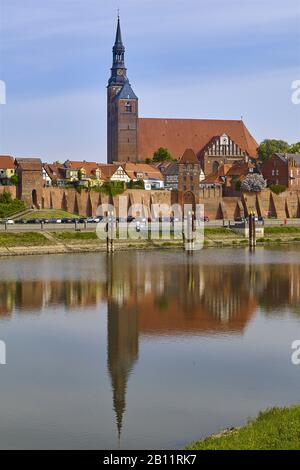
(186, 406, 300, 450)
(55, 231, 98, 241)
(21, 210, 81, 220)
(265, 226, 300, 234)
(204, 228, 237, 236)
(0, 232, 52, 247)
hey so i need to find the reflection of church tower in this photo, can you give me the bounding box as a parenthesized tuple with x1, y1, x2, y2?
(106, 256, 139, 441)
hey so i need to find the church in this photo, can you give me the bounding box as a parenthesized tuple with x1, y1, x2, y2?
(107, 17, 258, 175)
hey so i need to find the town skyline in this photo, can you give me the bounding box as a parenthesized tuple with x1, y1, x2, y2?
(0, 0, 299, 161)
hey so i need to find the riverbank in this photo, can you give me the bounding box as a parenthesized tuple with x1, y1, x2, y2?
(186, 405, 300, 450)
(1, 227, 300, 256)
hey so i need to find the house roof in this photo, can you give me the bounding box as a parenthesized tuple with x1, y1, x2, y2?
(0, 155, 15, 169)
(226, 161, 254, 176)
(98, 164, 118, 180)
(120, 163, 163, 181)
(43, 163, 65, 180)
(138, 118, 258, 160)
(15, 158, 42, 171)
(179, 149, 199, 164)
(274, 153, 300, 165)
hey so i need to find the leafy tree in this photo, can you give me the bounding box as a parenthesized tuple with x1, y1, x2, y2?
(10, 174, 19, 186)
(153, 147, 173, 162)
(241, 174, 267, 193)
(127, 180, 144, 189)
(289, 142, 300, 154)
(258, 139, 289, 162)
(270, 184, 287, 195)
(0, 191, 13, 204)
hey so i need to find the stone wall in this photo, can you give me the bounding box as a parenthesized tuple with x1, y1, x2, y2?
(10, 184, 300, 220)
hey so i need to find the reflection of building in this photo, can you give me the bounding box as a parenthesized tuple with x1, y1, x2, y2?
(107, 300, 138, 440)
(1, 257, 300, 440)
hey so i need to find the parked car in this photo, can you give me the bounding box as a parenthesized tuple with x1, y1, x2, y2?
(61, 218, 74, 224)
(15, 219, 28, 224)
(6, 219, 15, 225)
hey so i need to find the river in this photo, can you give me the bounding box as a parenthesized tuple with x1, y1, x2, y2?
(0, 248, 299, 449)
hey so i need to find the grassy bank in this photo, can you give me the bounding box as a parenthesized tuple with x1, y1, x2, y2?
(186, 406, 300, 450)
(21, 209, 81, 220)
(1, 226, 300, 252)
(0, 232, 53, 247)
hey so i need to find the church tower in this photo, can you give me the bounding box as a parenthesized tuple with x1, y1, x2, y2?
(107, 16, 139, 163)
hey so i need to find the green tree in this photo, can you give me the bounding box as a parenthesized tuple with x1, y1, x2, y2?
(10, 174, 19, 186)
(0, 191, 13, 204)
(289, 142, 300, 154)
(270, 184, 287, 195)
(153, 147, 173, 162)
(258, 139, 290, 162)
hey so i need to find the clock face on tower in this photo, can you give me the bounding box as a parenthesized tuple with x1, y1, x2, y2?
(117, 69, 124, 76)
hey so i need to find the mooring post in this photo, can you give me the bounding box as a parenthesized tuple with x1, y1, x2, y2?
(249, 211, 256, 248)
(253, 212, 256, 246)
(185, 210, 194, 252)
(106, 211, 115, 253)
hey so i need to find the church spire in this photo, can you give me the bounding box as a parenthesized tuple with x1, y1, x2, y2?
(114, 14, 123, 48)
(109, 15, 127, 85)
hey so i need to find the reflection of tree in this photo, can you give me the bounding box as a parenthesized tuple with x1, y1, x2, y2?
(257, 265, 300, 317)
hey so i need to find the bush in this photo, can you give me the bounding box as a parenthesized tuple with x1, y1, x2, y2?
(241, 174, 267, 193)
(270, 184, 287, 195)
(0, 191, 13, 204)
(0, 192, 26, 218)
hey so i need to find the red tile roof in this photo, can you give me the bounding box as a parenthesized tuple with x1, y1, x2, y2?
(179, 149, 199, 164)
(121, 163, 163, 181)
(0, 155, 15, 169)
(138, 118, 258, 160)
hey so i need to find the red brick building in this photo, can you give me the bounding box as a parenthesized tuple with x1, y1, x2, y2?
(15, 158, 43, 207)
(107, 18, 258, 170)
(107, 17, 138, 164)
(178, 149, 202, 207)
(261, 153, 300, 190)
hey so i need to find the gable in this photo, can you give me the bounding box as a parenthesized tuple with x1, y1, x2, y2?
(201, 134, 247, 158)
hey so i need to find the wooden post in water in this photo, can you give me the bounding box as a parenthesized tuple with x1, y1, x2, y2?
(106, 211, 115, 253)
(185, 210, 194, 252)
(249, 211, 256, 248)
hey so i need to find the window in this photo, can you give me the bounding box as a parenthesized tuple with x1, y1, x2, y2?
(125, 102, 132, 113)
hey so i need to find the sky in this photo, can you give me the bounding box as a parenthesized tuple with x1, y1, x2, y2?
(0, 0, 299, 162)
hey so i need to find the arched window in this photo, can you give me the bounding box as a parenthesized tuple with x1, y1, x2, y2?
(213, 161, 220, 173)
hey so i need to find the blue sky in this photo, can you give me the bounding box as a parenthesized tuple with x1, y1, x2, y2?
(0, 0, 299, 162)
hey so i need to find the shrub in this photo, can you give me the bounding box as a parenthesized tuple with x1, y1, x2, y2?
(270, 184, 287, 195)
(0, 193, 26, 218)
(241, 174, 267, 193)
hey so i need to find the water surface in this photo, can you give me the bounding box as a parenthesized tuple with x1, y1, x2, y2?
(0, 248, 299, 449)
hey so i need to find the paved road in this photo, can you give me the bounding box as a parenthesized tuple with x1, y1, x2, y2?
(0, 223, 97, 232)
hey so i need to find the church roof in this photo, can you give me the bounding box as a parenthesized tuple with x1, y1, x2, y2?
(117, 81, 138, 100)
(114, 17, 124, 51)
(138, 118, 258, 160)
